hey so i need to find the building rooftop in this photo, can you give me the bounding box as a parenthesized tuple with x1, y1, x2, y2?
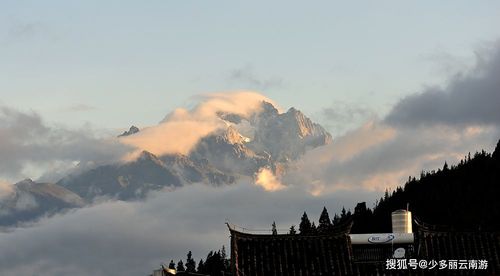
(228, 218, 500, 275)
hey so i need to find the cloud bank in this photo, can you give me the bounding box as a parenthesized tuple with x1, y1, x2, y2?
(286, 122, 498, 194)
(385, 42, 500, 127)
(321, 102, 377, 135)
(0, 181, 374, 276)
(284, 42, 500, 194)
(0, 106, 130, 181)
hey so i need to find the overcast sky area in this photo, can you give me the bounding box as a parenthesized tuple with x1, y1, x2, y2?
(2, 1, 500, 275)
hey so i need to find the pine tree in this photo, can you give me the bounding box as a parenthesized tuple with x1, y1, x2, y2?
(299, 212, 312, 235)
(176, 260, 185, 272)
(202, 250, 226, 276)
(185, 251, 196, 272)
(384, 189, 390, 200)
(351, 202, 375, 233)
(289, 225, 297, 234)
(318, 206, 332, 233)
(221, 246, 227, 260)
(332, 213, 340, 225)
(340, 206, 349, 222)
(311, 222, 318, 235)
(493, 139, 500, 160)
(221, 245, 230, 272)
(272, 221, 278, 235)
(197, 259, 205, 273)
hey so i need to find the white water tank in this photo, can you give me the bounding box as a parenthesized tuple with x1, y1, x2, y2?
(391, 210, 412, 233)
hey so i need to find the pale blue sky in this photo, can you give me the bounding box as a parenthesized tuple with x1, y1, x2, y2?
(2, 1, 500, 133)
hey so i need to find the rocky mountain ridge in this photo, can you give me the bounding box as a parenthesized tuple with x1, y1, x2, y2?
(0, 101, 332, 228)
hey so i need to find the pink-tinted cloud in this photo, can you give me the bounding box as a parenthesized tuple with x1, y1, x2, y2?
(254, 168, 285, 192)
(120, 91, 276, 157)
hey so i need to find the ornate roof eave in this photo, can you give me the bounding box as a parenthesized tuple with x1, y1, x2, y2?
(226, 217, 353, 239)
(414, 216, 500, 234)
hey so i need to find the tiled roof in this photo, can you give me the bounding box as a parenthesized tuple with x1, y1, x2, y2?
(230, 232, 351, 275)
(228, 219, 500, 275)
(228, 221, 355, 276)
(415, 220, 500, 275)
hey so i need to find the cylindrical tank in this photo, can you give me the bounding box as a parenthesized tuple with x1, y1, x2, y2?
(391, 210, 412, 233)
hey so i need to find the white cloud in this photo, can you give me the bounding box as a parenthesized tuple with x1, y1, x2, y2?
(0, 106, 130, 182)
(254, 168, 285, 192)
(120, 91, 276, 158)
(284, 119, 499, 195)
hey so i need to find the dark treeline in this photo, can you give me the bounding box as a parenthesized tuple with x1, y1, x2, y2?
(290, 206, 353, 235)
(292, 139, 500, 234)
(164, 247, 230, 276)
(361, 138, 500, 232)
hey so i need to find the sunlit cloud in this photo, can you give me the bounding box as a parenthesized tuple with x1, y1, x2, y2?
(0, 180, 14, 200)
(120, 91, 276, 158)
(254, 168, 285, 192)
(282, 122, 499, 196)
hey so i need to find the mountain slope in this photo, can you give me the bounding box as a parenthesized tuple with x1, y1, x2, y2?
(160, 153, 236, 185)
(247, 103, 332, 162)
(0, 179, 85, 227)
(189, 127, 271, 175)
(57, 151, 184, 200)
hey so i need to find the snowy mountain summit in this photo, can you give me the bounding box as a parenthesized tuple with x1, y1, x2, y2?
(0, 101, 331, 227)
